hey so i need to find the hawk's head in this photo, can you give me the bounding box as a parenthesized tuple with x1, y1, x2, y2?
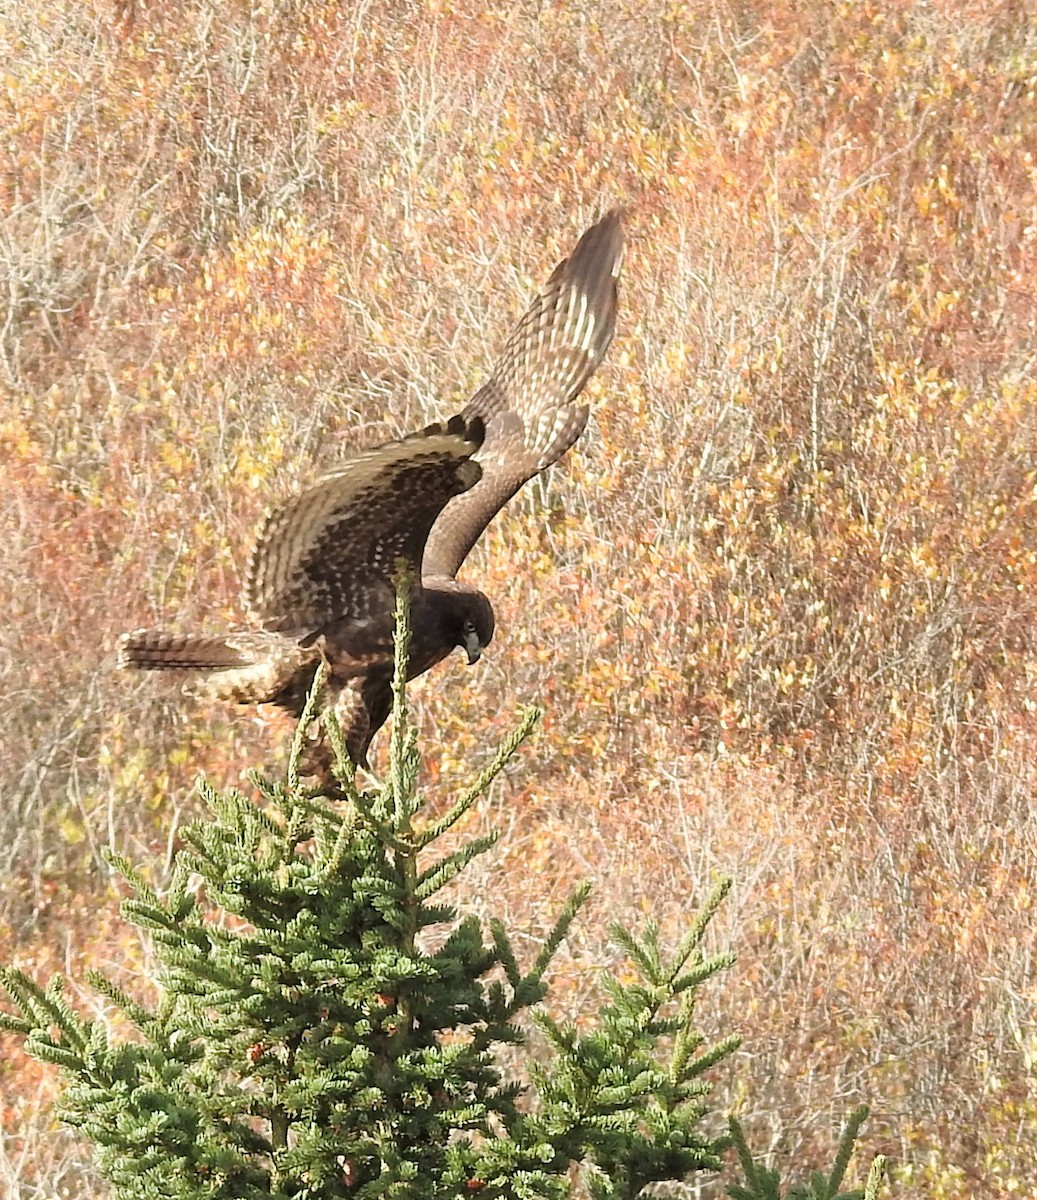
(451, 591, 495, 665)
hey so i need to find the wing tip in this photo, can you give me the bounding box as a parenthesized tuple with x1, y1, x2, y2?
(564, 206, 625, 285)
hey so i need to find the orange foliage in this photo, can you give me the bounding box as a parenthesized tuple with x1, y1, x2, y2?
(1, 0, 1035, 1194)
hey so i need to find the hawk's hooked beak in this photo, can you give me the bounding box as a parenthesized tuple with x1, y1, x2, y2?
(462, 629, 483, 665)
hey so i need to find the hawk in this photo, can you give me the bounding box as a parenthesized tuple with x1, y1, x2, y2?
(119, 210, 623, 766)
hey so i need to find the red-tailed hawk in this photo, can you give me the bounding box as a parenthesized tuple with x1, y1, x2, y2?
(119, 211, 623, 765)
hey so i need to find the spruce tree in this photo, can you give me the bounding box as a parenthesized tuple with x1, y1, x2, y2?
(1, 580, 885, 1198)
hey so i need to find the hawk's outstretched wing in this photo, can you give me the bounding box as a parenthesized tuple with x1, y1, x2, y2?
(245, 415, 484, 632)
(421, 210, 623, 582)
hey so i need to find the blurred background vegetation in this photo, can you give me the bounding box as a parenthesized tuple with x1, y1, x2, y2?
(1, 0, 1034, 1195)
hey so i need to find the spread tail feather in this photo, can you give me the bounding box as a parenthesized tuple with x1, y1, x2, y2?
(118, 630, 250, 672)
(117, 628, 323, 706)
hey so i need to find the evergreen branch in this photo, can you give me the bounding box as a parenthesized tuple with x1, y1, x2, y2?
(284, 802, 313, 854)
(576, 879, 739, 1129)
(827, 1105, 870, 1194)
(671, 952, 738, 994)
(342, 775, 398, 845)
(278, 787, 341, 829)
(669, 1017, 705, 1085)
(529, 1010, 577, 1054)
(684, 1034, 742, 1080)
(1, 972, 85, 1050)
(194, 777, 228, 823)
(524, 886, 740, 1193)
(46, 977, 90, 1053)
(727, 1115, 772, 1199)
(101, 848, 159, 906)
(415, 706, 542, 849)
(472, 1020, 529, 1059)
(389, 559, 416, 833)
(727, 1106, 876, 1200)
(288, 659, 331, 792)
(490, 920, 522, 989)
(164, 859, 197, 921)
(607, 919, 663, 984)
(26, 1037, 86, 1073)
(119, 900, 188, 938)
(387, 725, 422, 831)
(671, 876, 733, 983)
(413, 834, 500, 900)
(864, 1155, 887, 1200)
(318, 801, 360, 878)
(206, 784, 268, 833)
(85, 971, 157, 1033)
(530, 881, 592, 983)
(0, 968, 37, 1034)
(321, 703, 364, 802)
(0, 1010, 30, 1035)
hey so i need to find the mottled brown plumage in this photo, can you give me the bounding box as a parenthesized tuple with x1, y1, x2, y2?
(118, 210, 623, 765)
